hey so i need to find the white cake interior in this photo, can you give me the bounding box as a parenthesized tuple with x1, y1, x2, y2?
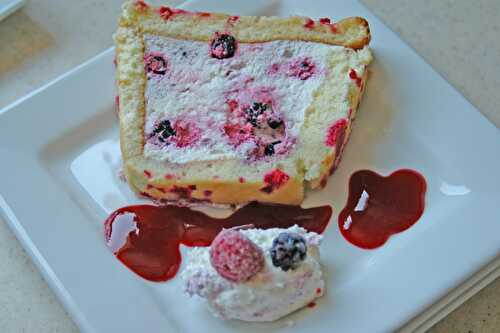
(143, 35, 347, 164)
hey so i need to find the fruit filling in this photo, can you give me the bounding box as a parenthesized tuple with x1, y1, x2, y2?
(143, 34, 335, 163)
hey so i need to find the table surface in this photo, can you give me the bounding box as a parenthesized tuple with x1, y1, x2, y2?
(0, 0, 499, 332)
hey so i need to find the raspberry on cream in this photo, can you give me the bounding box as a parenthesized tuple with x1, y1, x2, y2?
(182, 225, 325, 322)
(209, 229, 264, 282)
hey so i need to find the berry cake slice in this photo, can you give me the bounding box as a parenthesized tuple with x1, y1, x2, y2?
(114, 1, 372, 204)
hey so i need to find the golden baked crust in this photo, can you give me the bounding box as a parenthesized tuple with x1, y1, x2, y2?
(114, 1, 372, 204)
(119, 2, 370, 48)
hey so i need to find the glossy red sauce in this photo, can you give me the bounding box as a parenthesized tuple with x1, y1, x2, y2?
(105, 202, 332, 282)
(338, 169, 426, 249)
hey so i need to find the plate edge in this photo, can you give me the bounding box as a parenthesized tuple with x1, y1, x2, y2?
(0, 194, 95, 333)
(399, 257, 500, 332)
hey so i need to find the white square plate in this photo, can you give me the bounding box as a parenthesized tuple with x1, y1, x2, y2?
(0, 0, 24, 21)
(1, 1, 499, 332)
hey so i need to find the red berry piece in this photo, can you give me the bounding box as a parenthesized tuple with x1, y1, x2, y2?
(158, 6, 173, 20)
(210, 229, 264, 282)
(304, 18, 315, 29)
(325, 118, 348, 148)
(349, 69, 362, 88)
(169, 185, 193, 199)
(261, 169, 290, 193)
(157, 7, 187, 20)
(135, 0, 148, 10)
(173, 120, 201, 147)
(264, 169, 289, 188)
(224, 122, 253, 145)
(227, 15, 240, 24)
(288, 57, 316, 80)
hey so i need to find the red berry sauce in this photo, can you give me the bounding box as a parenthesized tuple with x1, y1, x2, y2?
(104, 202, 333, 282)
(338, 169, 427, 249)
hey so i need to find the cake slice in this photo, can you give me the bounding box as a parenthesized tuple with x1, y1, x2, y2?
(114, 0, 372, 205)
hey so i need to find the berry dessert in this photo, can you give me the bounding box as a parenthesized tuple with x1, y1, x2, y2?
(114, 0, 372, 204)
(182, 226, 324, 322)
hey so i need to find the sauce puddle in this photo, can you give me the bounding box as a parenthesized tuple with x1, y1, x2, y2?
(338, 169, 427, 249)
(105, 202, 332, 282)
(105, 169, 427, 281)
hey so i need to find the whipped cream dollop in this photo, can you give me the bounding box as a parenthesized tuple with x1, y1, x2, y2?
(143, 35, 341, 163)
(181, 225, 324, 322)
